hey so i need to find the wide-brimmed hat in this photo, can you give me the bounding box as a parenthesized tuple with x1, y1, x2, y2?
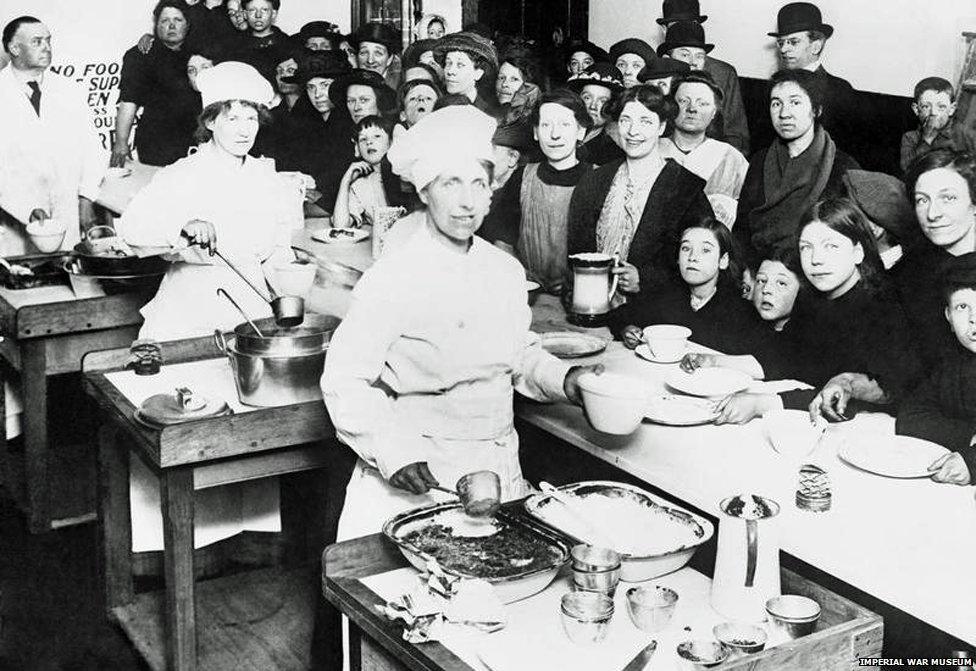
(349, 21, 402, 54)
(295, 21, 340, 46)
(566, 62, 624, 95)
(328, 68, 397, 109)
(433, 31, 499, 69)
(283, 49, 351, 85)
(403, 38, 440, 68)
(657, 21, 714, 56)
(768, 2, 834, 38)
(565, 40, 610, 66)
(637, 56, 690, 81)
(657, 0, 707, 25)
(608, 39, 657, 68)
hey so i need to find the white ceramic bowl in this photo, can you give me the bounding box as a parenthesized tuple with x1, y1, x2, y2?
(577, 372, 649, 435)
(26, 219, 67, 253)
(642, 324, 691, 361)
(762, 409, 824, 459)
(273, 261, 317, 298)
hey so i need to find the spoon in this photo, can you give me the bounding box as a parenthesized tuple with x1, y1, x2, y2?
(217, 288, 266, 338)
(539, 481, 616, 548)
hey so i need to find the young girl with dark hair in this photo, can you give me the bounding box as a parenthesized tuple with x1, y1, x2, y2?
(611, 217, 764, 354)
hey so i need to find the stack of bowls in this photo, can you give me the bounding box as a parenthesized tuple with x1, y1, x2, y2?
(570, 544, 621, 597)
(560, 591, 614, 645)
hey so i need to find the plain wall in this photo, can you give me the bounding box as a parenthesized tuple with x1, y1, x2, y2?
(589, 0, 976, 95)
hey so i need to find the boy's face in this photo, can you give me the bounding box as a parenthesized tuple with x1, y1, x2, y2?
(243, 0, 276, 35)
(913, 89, 956, 129)
(401, 84, 438, 127)
(356, 125, 390, 165)
(946, 287, 976, 353)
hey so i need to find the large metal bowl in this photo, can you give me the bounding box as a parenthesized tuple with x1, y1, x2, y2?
(383, 502, 570, 604)
(524, 481, 714, 582)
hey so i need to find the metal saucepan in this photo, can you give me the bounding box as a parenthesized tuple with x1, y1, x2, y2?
(72, 225, 169, 276)
(212, 248, 305, 327)
(432, 470, 502, 517)
(231, 313, 341, 356)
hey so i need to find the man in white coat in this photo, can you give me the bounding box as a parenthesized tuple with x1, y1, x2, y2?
(0, 16, 105, 256)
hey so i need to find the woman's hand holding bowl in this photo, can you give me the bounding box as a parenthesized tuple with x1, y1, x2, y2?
(563, 363, 606, 406)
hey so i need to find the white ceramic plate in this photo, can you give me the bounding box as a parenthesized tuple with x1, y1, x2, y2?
(838, 435, 949, 478)
(645, 393, 718, 426)
(665, 367, 752, 398)
(311, 227, 370, 244)
(634, 343, 683, 364)
(540, 332, 607, 359)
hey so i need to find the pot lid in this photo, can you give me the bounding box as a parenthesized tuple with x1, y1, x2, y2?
(135, 387, 230, 426)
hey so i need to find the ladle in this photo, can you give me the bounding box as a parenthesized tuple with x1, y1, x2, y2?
(217, 288, 265, 338)
(431, 470, 502, 517)
(212, 248, 305, 327)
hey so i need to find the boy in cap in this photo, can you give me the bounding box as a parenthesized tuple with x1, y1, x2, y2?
(897, 252, 976, 486)
(900, 77, 976, 172)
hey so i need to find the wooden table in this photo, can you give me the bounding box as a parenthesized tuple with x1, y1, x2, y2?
(0, 281, 155, 532)
(83, 337, 335, 671)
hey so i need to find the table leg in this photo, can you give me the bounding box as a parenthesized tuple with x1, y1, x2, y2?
(161, 467, 196, 671)
(97, 423, 133, 610)
(22, 339, 49, 533)
(0, 361, 8, 497)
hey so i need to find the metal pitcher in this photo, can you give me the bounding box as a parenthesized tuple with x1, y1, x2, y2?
(710, 494, 781, 622)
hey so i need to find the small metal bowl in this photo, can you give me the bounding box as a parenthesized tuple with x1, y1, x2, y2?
(713, 621, 768, 655)
(571, 564, 621, 597)
(765, 594, 821, 639)
(560, 591, 614, 645)
(570, 544, 621, 572)
(676, 640, 730, 669)
(625, 585, 678, 633)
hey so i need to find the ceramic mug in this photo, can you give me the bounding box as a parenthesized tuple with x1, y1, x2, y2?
(642, 324, 692, 361)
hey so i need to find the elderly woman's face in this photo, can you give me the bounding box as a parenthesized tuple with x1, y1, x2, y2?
(913, 167, 976, 252)
(346, 84, 379, 123)
(674, 81, 717, 135)
(618, 100, 666, 159)
(420, 160, 493, 249)
(568, 50, 593, 76)
(615, 54, 646, 89)
(752, 260, 800, 325)
(580, 84, 612, 128)
(306, 77, 334, 113)
(156, 7, 188, 47)
(207, 101, 259, 157)
(444, 51, 482, 95)
(495, 62, 524, 104)
(357, 40, 392, 75)
(186, 54, 214, 92)
(770, 81, 816, 142)
(798, 221, 863, 298)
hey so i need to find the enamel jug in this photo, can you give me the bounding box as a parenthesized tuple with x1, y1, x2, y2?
(711, 494, 781, 622)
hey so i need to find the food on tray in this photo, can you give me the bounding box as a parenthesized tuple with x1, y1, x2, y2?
(401, 517, 564, 579)
(532, 487, 705, 556)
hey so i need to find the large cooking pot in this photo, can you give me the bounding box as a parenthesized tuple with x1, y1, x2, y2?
(214, 314, 341, 407)
(72, 226, 169, 276)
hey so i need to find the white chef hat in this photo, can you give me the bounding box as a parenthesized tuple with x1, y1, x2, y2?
(197, 61, 275, 109)
(387, 104, 497, 191)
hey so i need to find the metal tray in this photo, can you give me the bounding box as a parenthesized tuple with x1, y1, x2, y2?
(382, 501, 571, 604)
(524, 481, 714, 582)
(0, 253, 71, 290)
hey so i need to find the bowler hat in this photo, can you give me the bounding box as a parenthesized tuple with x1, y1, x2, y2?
(328, 68, 397, 110)
(637, 56, 690, 81)
(657, 21, 714, 56)
(284, 49, 351, 85)
(768, 2, 834, 38)
(565, 62, 624, 95)
(608, 39, 657, 68)
(349, 21, 402, 55)
(657, 0, 707, 25)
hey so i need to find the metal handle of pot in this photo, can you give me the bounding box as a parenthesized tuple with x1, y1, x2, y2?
(213, 329, 229, 355)
(745, 518, 758, 588)
(85, 225, 118, 243)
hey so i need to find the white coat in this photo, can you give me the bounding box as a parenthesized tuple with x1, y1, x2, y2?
(0, 65, 105, 255)
(117, 142, 294, 340)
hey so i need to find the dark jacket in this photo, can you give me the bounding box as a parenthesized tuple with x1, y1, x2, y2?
(756, 281, 922, 412)
(892, 241, 957, 369)
(896, 344, 976, 481)
(608, 280, 766, 355)
(702, 56, 750, 156)
(810, 66, 865, 164)
(225, 26, 295, 85)
(578, 128, 625, 167)
(274, 110, 356, 210)
(567, 158, 713, 291)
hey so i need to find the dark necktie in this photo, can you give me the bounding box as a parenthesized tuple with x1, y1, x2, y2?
(27, 81, 40, 116)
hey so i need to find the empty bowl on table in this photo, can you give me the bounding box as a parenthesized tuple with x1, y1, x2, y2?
(273, 261, 317, 299)
(713, 621, 768, 655)
(762, 409, 825, 459)
(625, 585, 678, 633)
(560, 591, 614, 645)
(765, 594, 821, 639)
(577, 372, 649, 435)
(642, 324, 692, 361)
(26, 219, 66, 253)
(676, 640, 730, 669)
(571, 544, 622, 596)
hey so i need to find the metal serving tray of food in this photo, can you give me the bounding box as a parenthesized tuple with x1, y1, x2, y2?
(523, 481, 714, 582)
(382, 501, 571, 604)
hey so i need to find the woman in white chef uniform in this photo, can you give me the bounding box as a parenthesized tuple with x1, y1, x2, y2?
(321, 105, 600, 541)
(116, 61, 294, 552)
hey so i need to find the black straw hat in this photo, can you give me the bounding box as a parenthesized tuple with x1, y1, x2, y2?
(565, 40, 610, 66)
(768, 2, 834, 38)
(566, 62, 624, 95)
(328, 68, 397, 109)
(283, 49, 351, 85)
(608, 38, 657, 67)
(637, 56, 690, 81)
(349, 21, 402, 55)
(657, 0, 707, 25)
